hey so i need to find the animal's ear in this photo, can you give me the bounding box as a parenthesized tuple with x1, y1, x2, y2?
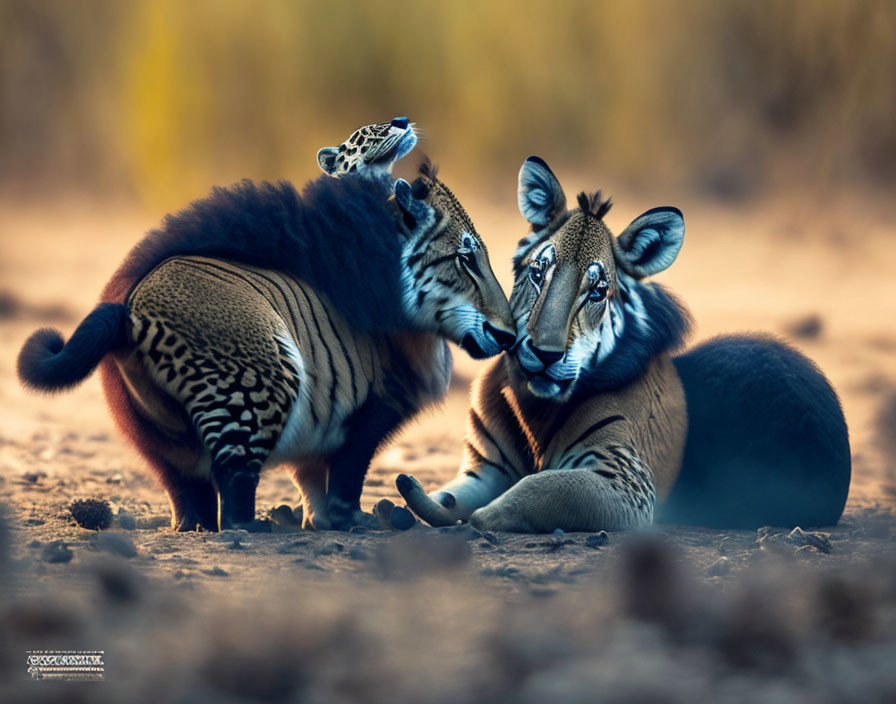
(394, 178, 414, 211)
(613, 207, 684, 279)
(317, 147, 339, 175)
(518, 156, 566, 227)
(394, 178, 434, 231)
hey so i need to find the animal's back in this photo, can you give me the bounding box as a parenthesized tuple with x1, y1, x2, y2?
(661, 334, 850, 528)
(124, 255, 379, 459)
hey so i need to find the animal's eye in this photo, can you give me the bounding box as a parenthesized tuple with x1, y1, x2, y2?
(588, 282, 609, 302)
(459, 233, 477, 252)
(586, 261, 610, 303)
(528, 260, 544, 287)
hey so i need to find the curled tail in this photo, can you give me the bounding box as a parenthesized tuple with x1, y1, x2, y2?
(17, 303, 128, 392)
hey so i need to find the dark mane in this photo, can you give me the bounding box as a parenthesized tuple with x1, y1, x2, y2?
(576, 191, 613, 220)
(577, 281, 693, 395)
(101, 176, 405, 334)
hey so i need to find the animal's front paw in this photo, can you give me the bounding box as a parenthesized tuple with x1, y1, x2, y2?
(469, 504, 533, 533)
(396, 473, 460, 527)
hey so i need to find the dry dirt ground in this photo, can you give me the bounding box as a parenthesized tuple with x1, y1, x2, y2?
(1, 192, 895, 702)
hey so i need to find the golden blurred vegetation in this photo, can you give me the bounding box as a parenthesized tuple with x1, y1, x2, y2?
(1, 0, 894, 209)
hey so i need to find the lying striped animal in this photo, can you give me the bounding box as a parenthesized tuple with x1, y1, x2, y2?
(18, 150, 515, 531)
(398, 156, 850, 532)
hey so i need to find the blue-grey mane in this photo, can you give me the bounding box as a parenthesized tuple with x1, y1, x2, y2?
(577, 281, 692, 394)
(106, 175, 405, 334)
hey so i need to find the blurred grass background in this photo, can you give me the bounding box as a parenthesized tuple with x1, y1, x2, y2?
(1, 0, 895, 210)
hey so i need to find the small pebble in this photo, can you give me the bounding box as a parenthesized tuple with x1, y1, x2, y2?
(203, 566, 229, 577)
(41, 540, 73, 563)
(227, 539, 245, 550)
(586, 531, 609, 548)
(786, 526, 832, 554)
(70, 498, 113, 531)
(553, 528, 565, 536)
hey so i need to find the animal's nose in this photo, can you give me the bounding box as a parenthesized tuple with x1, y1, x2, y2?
(391, 117, 410, 129)
(527, 340, 564, 367)
(483, 321, 516, 350)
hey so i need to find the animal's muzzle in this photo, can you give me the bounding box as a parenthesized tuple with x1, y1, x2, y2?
(483, 321, 516, 351)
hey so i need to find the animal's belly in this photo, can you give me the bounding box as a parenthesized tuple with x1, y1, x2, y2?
(265, 390, 351, 465)
(263, 334, 362, 466)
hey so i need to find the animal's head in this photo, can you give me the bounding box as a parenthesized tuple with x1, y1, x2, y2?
(317, 117, 417, 183)
(510, 156, 687, 400)
(391, 161, 516, 359)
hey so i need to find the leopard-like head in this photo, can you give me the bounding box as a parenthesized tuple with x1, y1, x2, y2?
(317, 117, 417, 184)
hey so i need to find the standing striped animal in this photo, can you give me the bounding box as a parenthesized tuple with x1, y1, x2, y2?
(398, 156, 850, 532)
(18, 163, 515, 531)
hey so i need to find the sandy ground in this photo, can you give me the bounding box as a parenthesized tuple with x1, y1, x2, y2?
(1, 191, 895, 701)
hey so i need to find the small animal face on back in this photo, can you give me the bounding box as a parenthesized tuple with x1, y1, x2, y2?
(511, 156, 685, 400)
(392, 162, 516, 359)
(317, 117, 417, 183)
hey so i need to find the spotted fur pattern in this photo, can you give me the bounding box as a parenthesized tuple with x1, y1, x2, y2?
(317, 117, 417, 185)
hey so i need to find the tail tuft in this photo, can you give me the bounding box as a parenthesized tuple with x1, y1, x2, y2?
(17, 303, 127, 393)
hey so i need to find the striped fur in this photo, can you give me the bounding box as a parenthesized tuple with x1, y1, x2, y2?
(19, 158, 514, 531)
(399, 156, 849, 532)
(118, 255, 449, 530)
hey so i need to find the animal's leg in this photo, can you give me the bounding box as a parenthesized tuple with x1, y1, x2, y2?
(181, 344, 299, 530)
(287, 460, 331, 530)
(169, 474, 219, 531)
(470, 446, 656, 533)
(326, 397, 404, 530)
(100, 359, 217, 531)
(398, 364, 532, 526)
(211, 457, 261, 529)
(397, 457, 518, 528)
(191, 396, 286, 530)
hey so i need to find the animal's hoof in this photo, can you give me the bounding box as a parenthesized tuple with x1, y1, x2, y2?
(373, 499, 395, 530)
(395, 473, 420, 497)
(390, 506, 417, 531)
